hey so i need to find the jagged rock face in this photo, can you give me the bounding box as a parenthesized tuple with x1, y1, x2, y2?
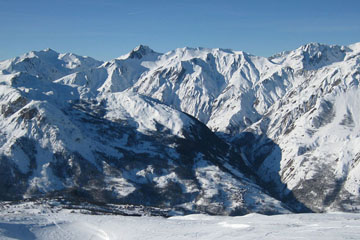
(0, 42, 360, 214)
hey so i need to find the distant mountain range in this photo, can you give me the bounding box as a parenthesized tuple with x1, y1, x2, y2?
(0, 42, 359, 215)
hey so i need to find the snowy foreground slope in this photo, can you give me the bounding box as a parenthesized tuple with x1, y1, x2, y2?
(1, 43, 360, 214)
(0, 202, 360, 240)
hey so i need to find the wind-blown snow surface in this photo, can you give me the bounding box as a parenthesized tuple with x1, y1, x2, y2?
(1, 42, 360, 213)
(0, 202, 360, 240)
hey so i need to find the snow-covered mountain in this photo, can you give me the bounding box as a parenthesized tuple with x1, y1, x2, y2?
(0, 42, 359, 214)
(0, 48, 102, 81)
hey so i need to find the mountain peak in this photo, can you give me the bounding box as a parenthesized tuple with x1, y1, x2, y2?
(128, 45, 156, 59)
(43, 48, 56, 53)
(298, 42, 327, 53)
(23, 48, 59, 60)
(298, 42, 350, 55)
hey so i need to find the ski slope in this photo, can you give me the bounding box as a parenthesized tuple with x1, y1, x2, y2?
(0, 202, 359, 240)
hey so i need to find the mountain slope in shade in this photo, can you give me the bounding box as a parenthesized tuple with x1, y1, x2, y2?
(238, 43, 360, 212)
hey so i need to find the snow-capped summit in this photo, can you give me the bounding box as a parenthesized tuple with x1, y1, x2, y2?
(0, 48, 103, 81)
(128, 45, 156, 59)
(117, 45, 161, 62)
(297, 42, 348, 69)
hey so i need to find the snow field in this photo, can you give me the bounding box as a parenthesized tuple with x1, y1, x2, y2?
(0, 203, 359, 240)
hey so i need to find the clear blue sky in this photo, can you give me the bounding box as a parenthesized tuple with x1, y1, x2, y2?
(1, 0, 359, 61)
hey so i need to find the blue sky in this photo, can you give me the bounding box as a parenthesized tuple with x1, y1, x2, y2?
(1, 0, 359, 61)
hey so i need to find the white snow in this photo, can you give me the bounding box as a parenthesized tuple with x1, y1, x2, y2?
(102, 90, 193, 137)
(0, 203, 359, 240)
